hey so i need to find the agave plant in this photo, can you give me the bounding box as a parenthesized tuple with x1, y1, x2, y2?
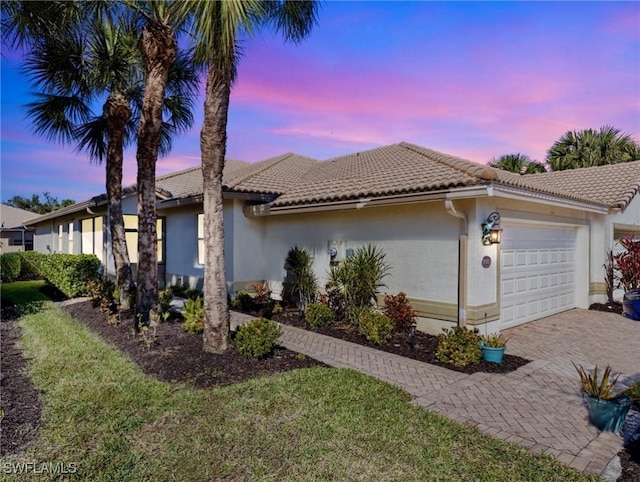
(573, 363, 621, 400)
(480, 333, 508, 348)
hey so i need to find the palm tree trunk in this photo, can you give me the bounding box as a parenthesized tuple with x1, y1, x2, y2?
(104, 91, 134, 309)
(201, 55, 233, 354)
(135, 21, 176, 328)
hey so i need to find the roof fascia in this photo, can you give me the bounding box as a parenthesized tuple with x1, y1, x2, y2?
(492, 185, 608, 213)
(246, 186, 492, 217)
(24, 197, 107, 226)
(159, 191, 277, 209)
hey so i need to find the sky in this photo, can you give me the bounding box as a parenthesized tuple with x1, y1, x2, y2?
(1, 1, 639, 203)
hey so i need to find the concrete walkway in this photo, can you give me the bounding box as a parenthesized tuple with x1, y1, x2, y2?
(232, 308, 640, 477)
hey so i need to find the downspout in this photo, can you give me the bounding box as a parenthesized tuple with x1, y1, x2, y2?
(444, 200, 468, 327)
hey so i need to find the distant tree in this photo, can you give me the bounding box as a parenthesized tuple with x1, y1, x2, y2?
(546, 125, 640, 171)
(5, 192, 75, 214)
(488, 153, 547, 174)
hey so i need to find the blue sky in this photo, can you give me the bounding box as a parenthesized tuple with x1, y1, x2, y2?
(1, 1, 639, 202)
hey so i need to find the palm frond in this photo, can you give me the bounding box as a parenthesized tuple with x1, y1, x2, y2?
(24, 93, 92, 145)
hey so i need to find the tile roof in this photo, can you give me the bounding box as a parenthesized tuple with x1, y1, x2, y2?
(1, 204, 37, 229)
(527, 161, 640, 211)
(156, 154, 317, 198)
(270, 143, 640, 210)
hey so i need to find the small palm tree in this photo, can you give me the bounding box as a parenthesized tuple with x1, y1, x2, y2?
(546, 125, 640, 171)
(488, 153, 547, 174)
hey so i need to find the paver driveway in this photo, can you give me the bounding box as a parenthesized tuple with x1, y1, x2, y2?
(233, 308, 640, 476)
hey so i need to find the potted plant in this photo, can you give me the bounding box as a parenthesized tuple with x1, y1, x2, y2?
(479, 333, 508, 364)
(614, 236, 640, 321)
(573, 363, 632, 433)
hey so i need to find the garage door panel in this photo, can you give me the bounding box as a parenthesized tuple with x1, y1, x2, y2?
(500, 226, 576, 329)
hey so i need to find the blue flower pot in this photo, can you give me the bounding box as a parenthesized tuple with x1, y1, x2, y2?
(583, 394, 632, 433)
(622, 289, 640, 321)
(480, 344, 506, 364)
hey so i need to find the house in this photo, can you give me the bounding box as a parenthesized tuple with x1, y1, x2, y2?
(26, 142, 640, 334)
(0, 204, 35, 254)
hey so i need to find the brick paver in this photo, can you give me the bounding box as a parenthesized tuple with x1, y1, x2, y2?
(232, 308, 640, 477)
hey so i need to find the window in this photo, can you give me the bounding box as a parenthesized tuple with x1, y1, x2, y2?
(68, 222, 74, 253)
(81, 217, 104, 261)
(57, 224, 63, 252)
(124, 215, 164, 263)
(197, 213, 204, 265)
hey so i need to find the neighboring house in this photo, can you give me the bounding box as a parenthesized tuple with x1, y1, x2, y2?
(0, 204, 36, 254)
(26, 142, 640, 334)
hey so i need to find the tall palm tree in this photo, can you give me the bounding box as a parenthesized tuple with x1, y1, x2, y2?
(128, 1, 181, 325)
(546, 125, 640, 171)
(176, 0, 318, 353)
(488, 153, 547, 174)
(9, 3, 197, 311)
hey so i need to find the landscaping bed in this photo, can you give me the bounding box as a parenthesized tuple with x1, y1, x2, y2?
(61, 300, 326, 389)
(270, 308, 530, 374)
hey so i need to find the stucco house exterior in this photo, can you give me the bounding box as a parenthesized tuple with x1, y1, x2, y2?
(1, 204, 35, 254)
(26, 142, 640, 334)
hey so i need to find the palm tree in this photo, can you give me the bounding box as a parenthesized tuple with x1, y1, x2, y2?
(176, 0, 318, 353)
(546, 125, 640, 171)
(488, 153, 547, 174)
(9, 3, 197, 311)
(128, 1, 181, 326)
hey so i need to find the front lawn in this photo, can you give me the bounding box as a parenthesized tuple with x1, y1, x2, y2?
(0, 296, 597, 481)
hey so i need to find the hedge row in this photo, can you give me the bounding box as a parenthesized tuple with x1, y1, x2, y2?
(1, 252, 100, 298)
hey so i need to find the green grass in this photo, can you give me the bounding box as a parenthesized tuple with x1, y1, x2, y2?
(1, 279, 48, 305)
(0, 283, 598, 481)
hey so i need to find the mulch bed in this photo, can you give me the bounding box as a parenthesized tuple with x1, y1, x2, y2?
(271, 309, 530, 374)
(0, 299, 43, 456)
(589, 301, 623, 314)
(61, 300, 327, 389)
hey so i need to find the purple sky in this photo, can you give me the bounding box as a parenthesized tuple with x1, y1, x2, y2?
(1, 1, 639, 203)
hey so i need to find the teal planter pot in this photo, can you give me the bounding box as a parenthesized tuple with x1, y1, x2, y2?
(583, 395, 632, 433)
(480, 344, 506, 364)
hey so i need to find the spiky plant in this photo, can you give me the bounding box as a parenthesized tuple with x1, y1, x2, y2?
(573, 363, 621, 400)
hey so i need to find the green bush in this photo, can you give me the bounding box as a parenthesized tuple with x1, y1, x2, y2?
(1, 253, 22, 282)
(158, 287, 174, 316)
(284, 246, 318, 308)
(436, 326, 482, 368)
(358, 311, 395, 345)
(181, 296, 205, 335)
(329, 244, 391, 324)
(17, 251, 45, 279)
(234, 318, 282, 359)
(38, 254, 100, 297)
(231, 290, 255, 312)
(305, 302, 333, 328)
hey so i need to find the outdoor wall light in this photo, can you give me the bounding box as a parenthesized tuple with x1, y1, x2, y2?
(481, 212, 502, 245)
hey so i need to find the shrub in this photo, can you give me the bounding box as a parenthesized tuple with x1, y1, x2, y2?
(252, 283, 272, 305)
(329, 244, 391, 324)
(272, 302, 283, 315)
(230, 290, 255, 312)
(305, 302, 333, 328)
(358, 311, 395, 345)
(234, 318, 282, 359)
(87, 278, 119, 318)
(37, 254, 100, 297)
(436, 326, 482, 368)
(158, 287, 174, 317)
(17, 251, 44, 279)
(614, 236, 640, 291)
(324, 282, 347, 322)
(181, 296, 204, 335)
(1, 253, 22, 282)
(383, 292, 416, 332)
(284, 246, 318, 308)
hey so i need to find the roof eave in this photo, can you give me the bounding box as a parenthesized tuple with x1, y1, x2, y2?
(492, 185, 609, 213)
(246, 186, 492, 217)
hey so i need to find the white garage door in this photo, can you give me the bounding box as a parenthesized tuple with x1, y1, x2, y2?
(500, 225, 577, 329)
